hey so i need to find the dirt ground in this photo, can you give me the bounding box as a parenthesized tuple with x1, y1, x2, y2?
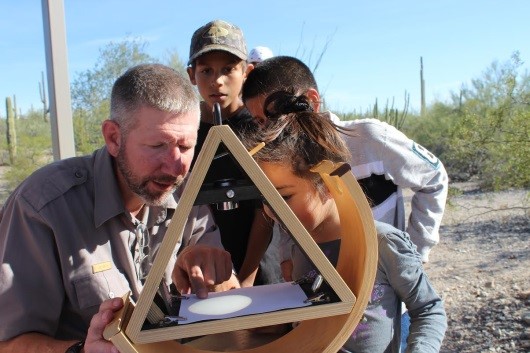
(411, 183, 530, 353)
(0, 168, 528, 352)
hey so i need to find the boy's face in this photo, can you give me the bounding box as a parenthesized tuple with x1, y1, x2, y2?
(187, 51, 249, 113)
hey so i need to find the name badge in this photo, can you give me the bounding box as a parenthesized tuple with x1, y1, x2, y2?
(92, 261, 112, 273)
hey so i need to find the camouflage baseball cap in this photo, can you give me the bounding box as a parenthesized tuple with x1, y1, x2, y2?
(188, 20, 247, 66)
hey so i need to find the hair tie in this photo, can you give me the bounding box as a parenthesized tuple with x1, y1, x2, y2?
(264, 91, 313, 120)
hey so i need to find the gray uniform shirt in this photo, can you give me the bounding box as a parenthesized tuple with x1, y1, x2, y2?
(0, 147, 223, 341)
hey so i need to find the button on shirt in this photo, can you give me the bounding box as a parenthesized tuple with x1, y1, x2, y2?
(0, 147, 223, 341)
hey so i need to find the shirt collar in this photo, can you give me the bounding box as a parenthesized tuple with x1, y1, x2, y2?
(93, 147, 125, 227)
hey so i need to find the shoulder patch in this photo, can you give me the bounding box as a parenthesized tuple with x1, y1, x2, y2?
(20, 163, 89, 211)
(412, 142, 440, 169)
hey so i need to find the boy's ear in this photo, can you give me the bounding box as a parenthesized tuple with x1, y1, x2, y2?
(244, 63, 255, 78)
(186, 66, 197, 85)
(101, 119, 121, 157)
(306, 88, 322, 112)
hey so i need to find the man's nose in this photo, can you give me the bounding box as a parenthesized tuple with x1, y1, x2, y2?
(161, 147, 185, 176)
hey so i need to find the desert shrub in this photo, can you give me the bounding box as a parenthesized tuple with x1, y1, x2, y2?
(338, 94, 410, 131)
(402, 102, 456, 162)
(71, 37, 156, 154)
(438, 52, 530, 190)
(446, 100, 529, 190)
(3, 110, 53, 191)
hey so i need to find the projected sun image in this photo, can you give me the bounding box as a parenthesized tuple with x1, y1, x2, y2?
(188, 295, 253, 315)
(178, 282, 311, 325)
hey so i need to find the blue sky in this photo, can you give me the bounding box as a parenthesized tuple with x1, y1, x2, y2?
(1, 0, 529, 116)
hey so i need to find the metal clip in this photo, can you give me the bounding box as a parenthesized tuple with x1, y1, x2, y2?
(293, 271, 318, 285)
(213, 151, 230, 160)
(311, 274, 324, 293)
(170, 293, 189, 300)
(304, 292, 330, 304)
(293, 276, 312, 285)
(159, 315, 187, 327)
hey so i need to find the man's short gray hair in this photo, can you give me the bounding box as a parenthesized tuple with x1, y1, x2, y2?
(110, 63, 200, 133)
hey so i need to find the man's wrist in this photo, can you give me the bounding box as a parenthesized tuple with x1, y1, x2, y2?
(65, 340, 85, 353)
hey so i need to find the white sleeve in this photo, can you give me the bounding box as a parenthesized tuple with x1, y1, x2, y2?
(346, 120, 448, 262)
(378, 123, 448, 261)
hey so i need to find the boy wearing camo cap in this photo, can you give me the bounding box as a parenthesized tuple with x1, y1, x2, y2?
(187, 19, 251, 124)
(187, 20, 281, 288)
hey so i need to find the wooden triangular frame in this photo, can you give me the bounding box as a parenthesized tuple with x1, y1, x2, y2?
(117, 125, 355, 344)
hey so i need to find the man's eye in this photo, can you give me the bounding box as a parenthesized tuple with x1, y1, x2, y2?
(281, 195, 292, 201)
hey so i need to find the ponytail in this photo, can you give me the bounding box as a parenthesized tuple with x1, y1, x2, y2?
(240, 91, 352, 180)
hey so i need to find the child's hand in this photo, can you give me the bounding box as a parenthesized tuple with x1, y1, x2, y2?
(280, 260, 293, 282)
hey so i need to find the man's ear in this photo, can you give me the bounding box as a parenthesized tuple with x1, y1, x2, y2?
(306, 88, 322, 112)
(101, 119, 121, 157)
(187, 66, 196, 85)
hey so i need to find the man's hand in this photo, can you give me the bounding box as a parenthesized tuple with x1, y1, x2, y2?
(172, 245, 235, 299)
(0, 298, 124, 353)
(84, 298, 123, 353)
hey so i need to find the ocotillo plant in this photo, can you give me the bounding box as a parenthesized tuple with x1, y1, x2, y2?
(370, 93, 409, 130)
(5, 97, 17, 164)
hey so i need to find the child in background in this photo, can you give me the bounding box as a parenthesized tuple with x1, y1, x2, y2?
(248, 46, 274, 66)
(186, 20, 281, 287)
(238, 92, 447, 352)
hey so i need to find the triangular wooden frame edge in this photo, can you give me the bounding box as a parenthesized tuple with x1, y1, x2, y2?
(124, 125, 356, 344)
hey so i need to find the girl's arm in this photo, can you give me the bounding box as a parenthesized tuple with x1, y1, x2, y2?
(237, 209, 273, 287)
(378, 223, 447, 353)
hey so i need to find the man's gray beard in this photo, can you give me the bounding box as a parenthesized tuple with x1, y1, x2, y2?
(116, 147, 183, 206)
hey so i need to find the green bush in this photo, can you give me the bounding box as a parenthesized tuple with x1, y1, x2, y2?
(402, 102, 456, 162)
(447, 53, 528, 190)
(3, 110, 53, 191)
(446, 102, 529, 190)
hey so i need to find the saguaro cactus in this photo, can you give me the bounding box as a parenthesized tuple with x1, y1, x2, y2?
(13, 95, 18, 119)
(5, 97, 17, 164)
(420, 56, 426, 116)
(39, 71, 49, 122)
